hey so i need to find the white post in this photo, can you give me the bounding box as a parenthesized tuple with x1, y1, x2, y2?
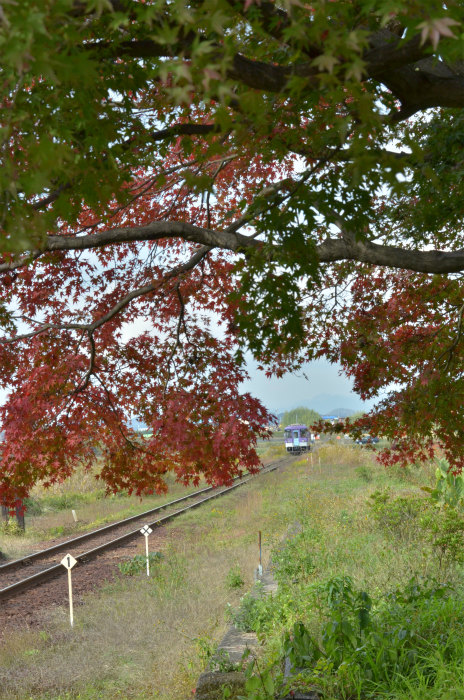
(61, 553, 77, 628)
(145, 534, 149, 577)
(140, 525, 153, 576)
(68, 568, 74, 627)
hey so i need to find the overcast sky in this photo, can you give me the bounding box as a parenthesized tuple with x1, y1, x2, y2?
(241, 356, 376, 414)
(0, 317, 375, 417)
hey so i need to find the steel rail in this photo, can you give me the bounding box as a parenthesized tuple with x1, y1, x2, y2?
(0, 460, 286, 601)
(0, 483, 218, 574)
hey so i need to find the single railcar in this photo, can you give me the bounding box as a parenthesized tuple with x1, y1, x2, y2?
(284, 424, 311, 453)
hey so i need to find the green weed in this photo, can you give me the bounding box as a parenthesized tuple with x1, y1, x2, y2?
(355, 465, 373, 482)
(118, 552, 163, 576)
(226, 564, 245, 589)
(368, 488, 425, 541)
(0, 519, 25, 536)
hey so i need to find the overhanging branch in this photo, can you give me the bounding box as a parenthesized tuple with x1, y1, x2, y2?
(316, 238, 464, 274)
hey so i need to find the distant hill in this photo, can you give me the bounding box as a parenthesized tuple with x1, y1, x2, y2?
(272, 394, 373, 416)
(327, 408, 355, 418)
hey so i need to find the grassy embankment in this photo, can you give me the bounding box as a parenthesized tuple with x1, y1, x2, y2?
(2, 442, 461, 700)
(0, 469, 207, 560)
(229, 445, 464, 700)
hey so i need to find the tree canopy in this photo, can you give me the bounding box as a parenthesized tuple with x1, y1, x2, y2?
(1, 0, 464, 504)
(281, 407, 321, 428)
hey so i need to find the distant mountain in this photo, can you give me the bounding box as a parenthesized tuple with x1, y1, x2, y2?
(327, 407, 355, 418)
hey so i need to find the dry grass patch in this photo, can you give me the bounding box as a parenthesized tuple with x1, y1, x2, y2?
(317, 442, 377, 470)
(1, 472, 205, 561)
(0, 464, 304, 700)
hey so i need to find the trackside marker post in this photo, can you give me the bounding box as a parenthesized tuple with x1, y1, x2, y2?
(140, 525, 153, 576)
(258, 531, 263, 577)
(60, 553, 77, 627)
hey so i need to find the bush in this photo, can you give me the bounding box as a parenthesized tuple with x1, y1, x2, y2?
(272, 531, 317, 585)
(426, 459, 464, 509)
(368, 489, 425, 541)
(420, 506, 464, 568)
(281, 576, 464, 698)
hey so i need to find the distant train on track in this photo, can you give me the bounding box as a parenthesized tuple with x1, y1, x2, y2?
(284, 424, 312, 453)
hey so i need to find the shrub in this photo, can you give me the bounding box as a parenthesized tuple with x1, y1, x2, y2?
(280, 576, 464, 698)
(420, 507, 464, 568)
(272, 531, 316, 585)
(368, 489, 425, 541)
(226, 589, 269, 633)
(425, 459, 464, 509)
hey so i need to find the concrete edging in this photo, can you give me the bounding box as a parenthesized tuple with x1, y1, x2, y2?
(194, 522, 321, 700)
(195, 569, 277, 700)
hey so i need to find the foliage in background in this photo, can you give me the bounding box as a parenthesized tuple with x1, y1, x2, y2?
(280, 408, 321, 429)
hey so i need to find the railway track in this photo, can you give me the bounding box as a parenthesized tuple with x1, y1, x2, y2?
(0, 457, 293, 602)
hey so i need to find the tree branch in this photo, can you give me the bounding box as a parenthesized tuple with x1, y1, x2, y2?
(315, 238, 464, 274)
(31, 123, 221, 213)
(70, 330, 97, 395)
(85, 27, 464, 118)
(46, 221, 257, 254)
(0, 246, 212, 344)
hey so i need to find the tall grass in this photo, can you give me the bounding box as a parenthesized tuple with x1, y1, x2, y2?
(225, 445, 464, 700)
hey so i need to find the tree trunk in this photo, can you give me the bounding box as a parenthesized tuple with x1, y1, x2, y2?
(15, 500, 25, 531)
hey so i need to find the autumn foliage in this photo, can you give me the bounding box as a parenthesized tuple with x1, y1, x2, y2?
(1, 1, 464, 504)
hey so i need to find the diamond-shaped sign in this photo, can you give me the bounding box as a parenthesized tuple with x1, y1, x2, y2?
(61, 553, 78, 570)
(140, 525, 153, 536)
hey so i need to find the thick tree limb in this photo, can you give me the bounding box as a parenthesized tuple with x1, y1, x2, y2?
(26, 220, 464, 275)
(87, 27, 464, 118)
(46, 222, 258, 254)
(316, 238, 464, 274)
